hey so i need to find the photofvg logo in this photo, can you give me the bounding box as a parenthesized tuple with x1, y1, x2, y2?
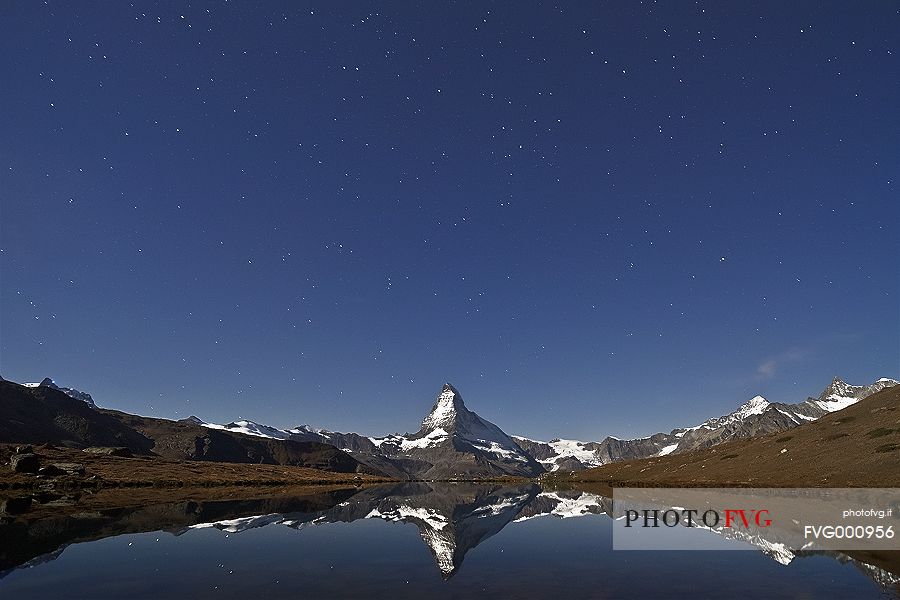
(612, 488, 899, 553)
(624, 507, 772, 529)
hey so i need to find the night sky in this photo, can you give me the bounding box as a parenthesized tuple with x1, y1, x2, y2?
(1, 2, 897, 441)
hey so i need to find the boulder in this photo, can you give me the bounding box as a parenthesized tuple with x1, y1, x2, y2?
(10, 453, 40, 473)
(83, 446, 133, 457)
(37, 464, 68, 477)
(0, 497, 32, 514)
(42, 495, 77, 507)
(51, 463, 86, 475)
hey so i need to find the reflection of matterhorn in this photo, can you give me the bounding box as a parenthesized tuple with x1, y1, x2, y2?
(189, 482, 538, 578)
(359, 483, 540, 578)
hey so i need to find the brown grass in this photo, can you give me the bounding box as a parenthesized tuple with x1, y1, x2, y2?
(0, 445, 392, 492)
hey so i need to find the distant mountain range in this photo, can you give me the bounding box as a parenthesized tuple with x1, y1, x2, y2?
(514, 376, 899, 471)
(182, 376, 898, 475)
(558, 381, 900, 487)
(2, 374, 896, 479)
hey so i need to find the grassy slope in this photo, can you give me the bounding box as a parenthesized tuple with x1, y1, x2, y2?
(0, 444, 391, 491)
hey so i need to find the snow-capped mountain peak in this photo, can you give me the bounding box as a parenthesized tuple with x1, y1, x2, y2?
(421, 383, 466, 430)
(731, 395, 770, 419)
(811, 376, 899, 412)
(289, 424, 330, 435)
(395, 384, 544, 476)
(23, 377, 97, 408)
(683, 393, 774, 431)
(201, 419, 293, 440)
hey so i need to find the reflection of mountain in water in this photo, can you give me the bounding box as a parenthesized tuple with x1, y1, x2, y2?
(2, 485, 898, 588)
(192, 483, 540, 578)
(357, 483, 538, 577)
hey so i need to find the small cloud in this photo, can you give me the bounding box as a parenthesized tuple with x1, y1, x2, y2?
(757, 359, 778, 378)
(755, 347, 810, 380)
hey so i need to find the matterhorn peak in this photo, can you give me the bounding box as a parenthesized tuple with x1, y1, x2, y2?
(422, 383, 467, 430)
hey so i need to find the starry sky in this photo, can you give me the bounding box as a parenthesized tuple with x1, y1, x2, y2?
(1, 2, 897, 441)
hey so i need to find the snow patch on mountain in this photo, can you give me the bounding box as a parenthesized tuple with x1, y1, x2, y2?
(537, 492, 604, 519)
(399, 427, 448, 450)
(201, 420, 293, 440)
(190, 513, 284, 533)
(289, 424, 329, 435)
(657, 443, 679, 456)
(366, 505, 449, 531)
(812, 395, 857, 412)
(470, 440, 530, 462)
(548, 439, 601, 465)
(471, 494, 532, 518)
(368, 434, 403, 448)
(512, 437, 604, 471)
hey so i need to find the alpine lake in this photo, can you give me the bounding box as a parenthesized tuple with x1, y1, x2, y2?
(1, 483, 897, 599)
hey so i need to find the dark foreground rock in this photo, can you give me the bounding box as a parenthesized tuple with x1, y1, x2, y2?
(10, 454, 40, 474)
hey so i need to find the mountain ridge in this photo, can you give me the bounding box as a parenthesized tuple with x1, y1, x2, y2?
(549, 381, 900, 487)
(22, 378, 96, 409)
(0, 380, 380, 476)
(156, 376, 900, 474)
(513, 376, 898, 471)
(3, 376, 896, 478)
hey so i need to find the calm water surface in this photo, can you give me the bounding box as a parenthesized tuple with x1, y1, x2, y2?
(1, 483, 897, 599)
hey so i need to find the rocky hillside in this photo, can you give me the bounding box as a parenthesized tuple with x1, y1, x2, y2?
(0, 381, 378, 475)
(22, 378, 97, 408)
(0, 380, 152, 452)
